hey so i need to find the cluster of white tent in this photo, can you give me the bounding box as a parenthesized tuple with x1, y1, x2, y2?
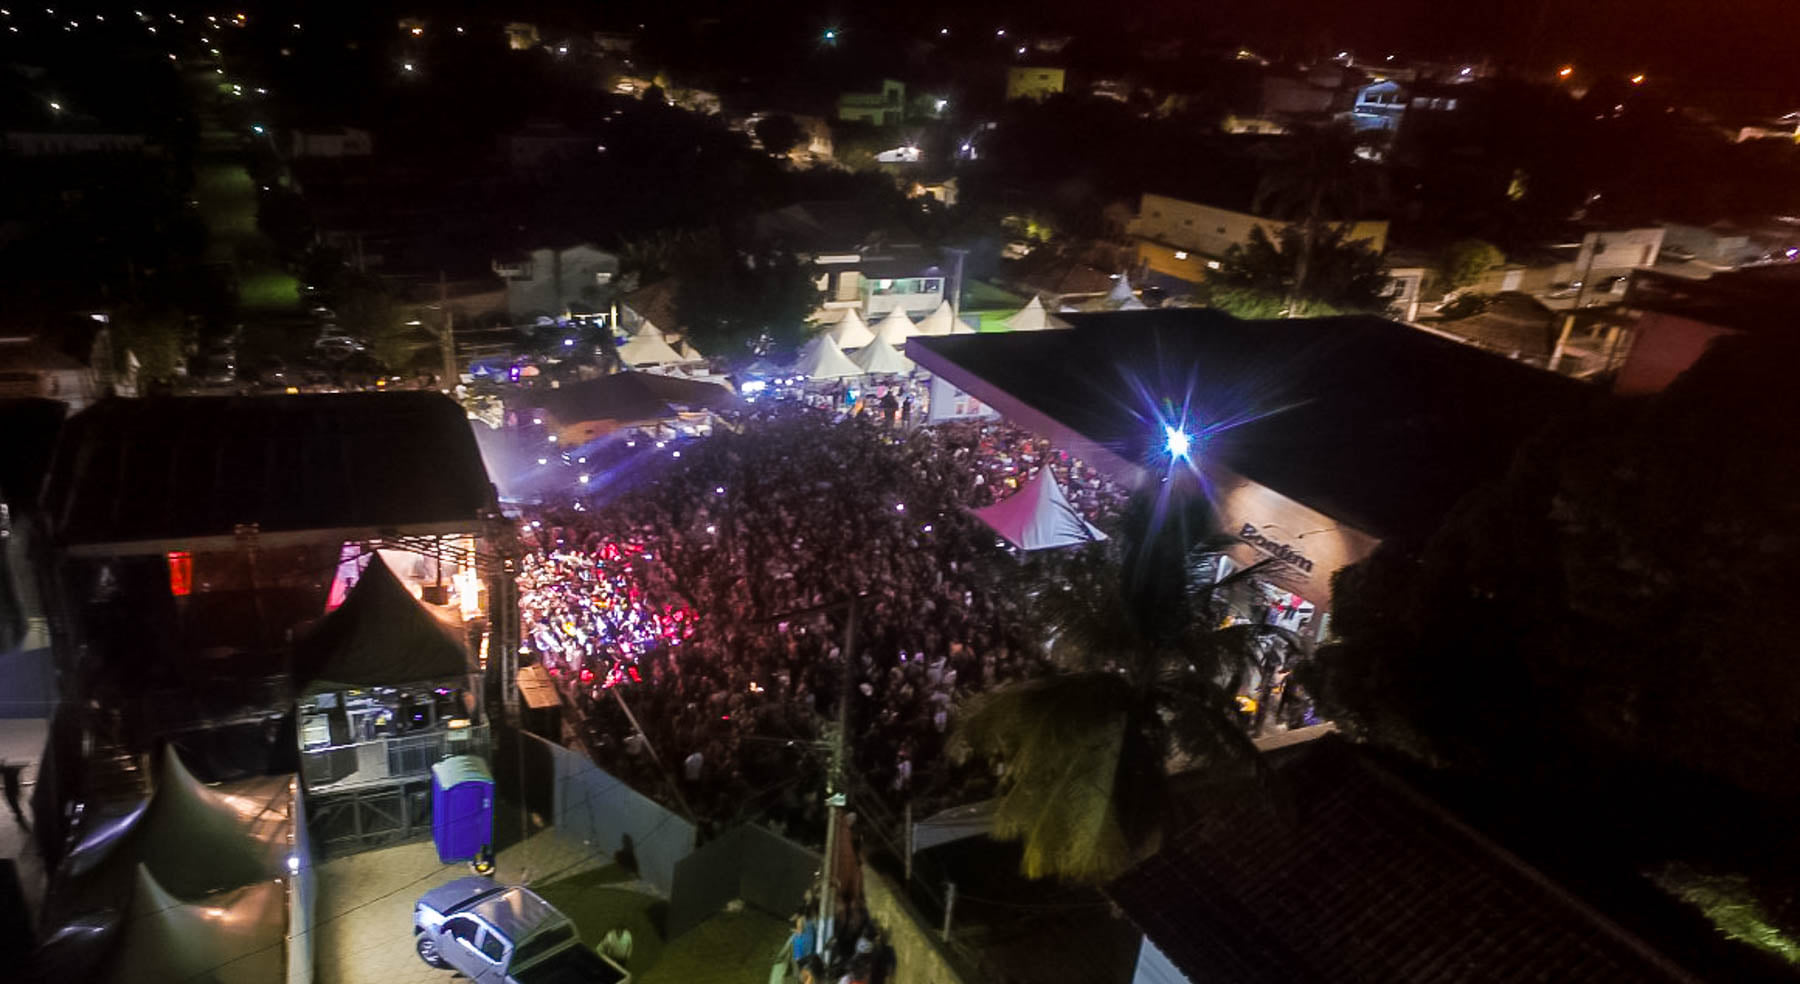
(1068, 273, 1148, 313)
(38, 746, 301, 983)
(790, 291, 1087, 384)
(616, 320, 707, 369)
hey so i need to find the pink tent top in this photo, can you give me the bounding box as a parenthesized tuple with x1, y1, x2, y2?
(970, 468, 1107, 550)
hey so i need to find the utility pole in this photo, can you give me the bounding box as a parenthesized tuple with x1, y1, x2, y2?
(1555, 235, 1607, 372)
(945, 247, 969, 324)
(816, 596, 857, 955)
(439, 271, 459, 392)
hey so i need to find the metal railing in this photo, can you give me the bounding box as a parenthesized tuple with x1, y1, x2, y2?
(300, 723, 490, 791)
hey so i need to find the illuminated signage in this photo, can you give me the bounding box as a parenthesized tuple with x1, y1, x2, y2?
(1238, 523, 1314, 574)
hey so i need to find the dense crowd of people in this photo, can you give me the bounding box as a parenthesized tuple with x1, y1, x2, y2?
(516, 408, 1137, 836)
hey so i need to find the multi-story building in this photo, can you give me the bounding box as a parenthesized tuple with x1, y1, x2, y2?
(493, 244, 620, 320)
(1006, 66, 1066, 102)
(838, 79, 906, 126)
(1129, 192, 1390, 288)
(751, 201, 951, 322)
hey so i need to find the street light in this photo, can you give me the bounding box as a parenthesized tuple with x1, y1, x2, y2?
(1164, 425, 1193, 460)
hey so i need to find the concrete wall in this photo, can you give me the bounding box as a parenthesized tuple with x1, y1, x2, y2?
(535, 735, 696, 895)
(860, 864, 968, 984)
(669, 824, 817, 937)
(1131, 193, 1389, 262)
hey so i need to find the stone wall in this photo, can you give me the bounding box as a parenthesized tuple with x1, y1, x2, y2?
(860, 864, 968, 984)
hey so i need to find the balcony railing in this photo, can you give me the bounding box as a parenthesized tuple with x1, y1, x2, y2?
(300, 723, 490, 791)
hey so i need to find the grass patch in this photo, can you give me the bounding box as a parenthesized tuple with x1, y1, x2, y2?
(531, 866, 666, 975)
(639, 909, 787, 984)
(239, 271, 300, 312)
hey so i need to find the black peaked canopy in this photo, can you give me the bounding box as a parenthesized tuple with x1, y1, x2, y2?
(293, 555, 471, 693)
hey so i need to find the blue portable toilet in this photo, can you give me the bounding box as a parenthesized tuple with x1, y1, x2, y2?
(431, 755, 495, 864)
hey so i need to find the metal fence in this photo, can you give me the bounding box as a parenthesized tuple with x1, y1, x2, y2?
(300, 724, 491, 791)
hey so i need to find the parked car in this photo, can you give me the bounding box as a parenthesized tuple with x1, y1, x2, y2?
(414, 877, 628, 983)
(314, 333, 367, 358)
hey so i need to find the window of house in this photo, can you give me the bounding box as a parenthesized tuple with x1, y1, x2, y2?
(1216, 227, 1226, 234)
(1184, 218, 1194, 225)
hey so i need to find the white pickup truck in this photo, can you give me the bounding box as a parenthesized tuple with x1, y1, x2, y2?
(413, 876, 629, 984)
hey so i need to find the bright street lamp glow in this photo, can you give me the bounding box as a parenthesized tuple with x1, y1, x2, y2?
(1164, 425, 1191, 460)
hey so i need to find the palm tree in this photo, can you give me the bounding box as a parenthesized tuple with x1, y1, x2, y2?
(1252, 122, 1371, 317)
(955, 482, 1283, 882)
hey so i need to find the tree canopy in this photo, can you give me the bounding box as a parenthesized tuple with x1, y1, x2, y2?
(674, 245, 820, 360)
(955, 479, 1271, 882)
(1209, 225, 1391, 318)
(1438, 239, 1505, 294)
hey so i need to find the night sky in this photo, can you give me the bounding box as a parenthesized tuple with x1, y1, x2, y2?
(525, 0, 1800, 101)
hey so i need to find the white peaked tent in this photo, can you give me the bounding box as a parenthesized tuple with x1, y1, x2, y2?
(794, 332, 865, 379)
(1106, 274, 1136, 304)
(829, 309, 876, 349)
(873, 306, 918, 346)
(1008, 295, 1050, 331)
(971, 468, 1107, 550)
(1118, 294, 1148, 310)
(915, 300, 955, 336)
(678, 339, 704, 362)
(951, 317, 978, 334)
(103, 865, 287, 984)
(65, 744, 288, 900)
(618, 327, 684, 367)
(850, 335, 914, 375)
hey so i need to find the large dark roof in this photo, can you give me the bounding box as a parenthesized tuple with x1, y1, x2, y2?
(1109, 738, 1696, 983)
(910, 310, 1590, 540)
(43, 393, 495, 549)
(1625, 267, 1799, 334)
(533, 372, 738, 426)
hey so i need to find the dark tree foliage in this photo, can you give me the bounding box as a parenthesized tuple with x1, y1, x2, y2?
(752, 113, 804, 157)
(674, 245, 820, 360)
(1311, 331, 1800, 808)
(1209, 225, 1391, 318)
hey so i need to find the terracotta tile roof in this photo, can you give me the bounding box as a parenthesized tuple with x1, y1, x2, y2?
(1109, 739, 1698, 983)
(622, 277, 682, 335)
